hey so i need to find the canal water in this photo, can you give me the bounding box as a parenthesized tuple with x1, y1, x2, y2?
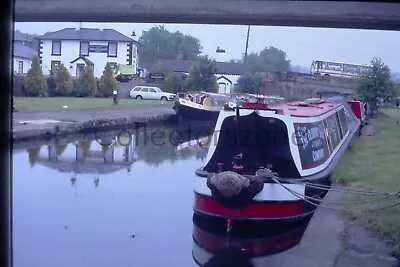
(12, 123, 311, 267)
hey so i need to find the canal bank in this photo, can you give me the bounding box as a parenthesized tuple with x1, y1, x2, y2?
(12, 107, 177, 142)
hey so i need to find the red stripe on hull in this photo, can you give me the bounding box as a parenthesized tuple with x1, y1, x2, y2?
(194, 194, 305, 219)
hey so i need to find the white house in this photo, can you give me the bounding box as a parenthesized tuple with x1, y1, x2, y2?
(12, 32, 37, 74)
(37, 27, 139, 78)
(144, 59, 252, 94)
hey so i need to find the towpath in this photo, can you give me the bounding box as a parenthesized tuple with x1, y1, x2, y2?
(278, 189, 398, 267)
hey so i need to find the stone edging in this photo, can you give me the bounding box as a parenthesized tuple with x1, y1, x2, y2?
(13, 113, 177, 143)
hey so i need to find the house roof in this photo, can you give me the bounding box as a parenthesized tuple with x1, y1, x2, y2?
(13, 43, 37, 59)
(145, 59, 252, 76)
(14, 31, 32, 42)
(37, 28, 137, 43)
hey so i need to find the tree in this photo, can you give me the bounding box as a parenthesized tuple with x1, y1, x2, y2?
(163, 72, 185, 93)
(235, 74, 263, 94)
(27, 147, 41, 168)
(55, 64, 73, 96)
(23, 56, 48, 96)
(138, 25, 202, 66)
(97, 63, 117, 97)
(357, 57, 397, 115)
(185, 56, 218, 93)
(244, 46, 291, 73)
(77, 67, 97, 97)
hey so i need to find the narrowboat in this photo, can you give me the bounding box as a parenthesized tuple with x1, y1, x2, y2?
(193, 94, 362, 224)
(173, 92, 231, 122)
(192, 214, 309, 266)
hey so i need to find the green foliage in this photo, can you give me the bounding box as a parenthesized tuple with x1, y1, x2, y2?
(185, 56, 218, 93)
(23, 56, 48, 97)
(47, 74, 57, 97)
(357, 57, 397, 115)
(55, 144, 68, 156)
(27, 147, 41, 168)
(77, 67, 97, 97)
(138, 25, 202, 66)
(244, 46, 291, 72)
(163, 72, 185, 93)
(235, 74, 263, 94)
(55, 64, 73, 96)
(78, 140, 92, 159)
(97, 63, 117, 97)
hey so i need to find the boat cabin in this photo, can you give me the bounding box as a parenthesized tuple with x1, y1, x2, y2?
(200, 96, 361, 178)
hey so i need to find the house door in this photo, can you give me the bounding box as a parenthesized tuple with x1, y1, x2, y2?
(76, 63, 85, 76)
(218, 83, 227, 94)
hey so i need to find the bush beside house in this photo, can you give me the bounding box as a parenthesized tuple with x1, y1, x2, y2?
(77, 67, 97, 97)
(22, 56, 48, 97)
(97, 63, 117, 97)
(55, 64, 74, 96)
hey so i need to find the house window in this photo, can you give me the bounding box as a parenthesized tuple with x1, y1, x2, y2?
(51, 61, 61, 73)
(80, 42, 89, 56)
(108, 42, 117, 57)
(52, 41, 61, 56)
(18, 61, 23, 74)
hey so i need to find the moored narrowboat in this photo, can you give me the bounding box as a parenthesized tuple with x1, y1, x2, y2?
(173, 92, 231, 122)
(193, 95, 362, 224)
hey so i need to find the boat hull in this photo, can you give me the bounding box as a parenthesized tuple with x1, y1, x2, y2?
(193, 174, 331, 223)
(173, 101, 220, 122)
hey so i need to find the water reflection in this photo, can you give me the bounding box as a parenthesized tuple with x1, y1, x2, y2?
(13, 123, 311, 267)
(192, 214, 309, 267)
(20, 124, 214, 187)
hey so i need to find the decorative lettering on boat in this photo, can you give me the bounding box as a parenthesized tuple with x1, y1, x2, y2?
(294, 121, 330, 170)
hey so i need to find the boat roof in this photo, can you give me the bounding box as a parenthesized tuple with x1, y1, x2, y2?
(271, 100, 342, 117)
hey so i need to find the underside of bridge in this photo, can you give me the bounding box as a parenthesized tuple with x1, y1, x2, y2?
(14, 0, 400, 31)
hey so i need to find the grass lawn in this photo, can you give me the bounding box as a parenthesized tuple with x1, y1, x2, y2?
(333, 108, 400, 254)
(14, 97, 173, 112)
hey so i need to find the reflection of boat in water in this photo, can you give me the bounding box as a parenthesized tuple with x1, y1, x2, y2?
(173, 92, 231, 122)
(193, 93, 363, 224)
(192, 214, 309, 266)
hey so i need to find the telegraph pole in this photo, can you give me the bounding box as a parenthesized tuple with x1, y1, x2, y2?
(244, 25, 251, 63)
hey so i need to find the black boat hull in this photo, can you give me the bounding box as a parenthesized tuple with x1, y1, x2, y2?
(173, 102, 220, 122)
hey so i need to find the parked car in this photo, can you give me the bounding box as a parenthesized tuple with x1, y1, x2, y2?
(129, 86, 176, 101)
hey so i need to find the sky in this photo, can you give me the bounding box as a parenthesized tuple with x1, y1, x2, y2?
(14, 22, 400, 72)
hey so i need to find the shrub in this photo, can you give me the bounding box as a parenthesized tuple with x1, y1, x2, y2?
(23, 56, 48, 96)
(55, 64, 74, 96)
(77, 67, 97, 97)
(97, 63, 117, 97)
(47, 75, 57, 97)
(163, 72, 185, 93)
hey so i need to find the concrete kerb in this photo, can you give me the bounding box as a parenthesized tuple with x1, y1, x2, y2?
(12, 113, 178, 143)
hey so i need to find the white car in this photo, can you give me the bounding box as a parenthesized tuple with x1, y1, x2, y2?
(129, 86, 176, 101)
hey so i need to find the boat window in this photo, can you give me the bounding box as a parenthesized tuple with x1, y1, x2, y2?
(294, 121, 331, 170)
